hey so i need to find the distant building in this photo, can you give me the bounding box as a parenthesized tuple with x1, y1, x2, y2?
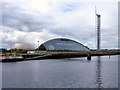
(38, 38, 90, 51)
(27, 51, 35, 54)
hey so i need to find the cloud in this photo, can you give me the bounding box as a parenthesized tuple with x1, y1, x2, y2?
(1, 0, 118, 49)
(1, 25, 62, 48)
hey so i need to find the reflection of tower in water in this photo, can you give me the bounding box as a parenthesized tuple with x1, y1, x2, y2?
(96, 56, 102, 89)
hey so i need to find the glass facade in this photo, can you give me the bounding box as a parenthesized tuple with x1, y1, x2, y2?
(39, 38, 90, 51)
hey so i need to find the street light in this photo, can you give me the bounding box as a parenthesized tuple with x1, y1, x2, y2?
(38, 41, 39, 51)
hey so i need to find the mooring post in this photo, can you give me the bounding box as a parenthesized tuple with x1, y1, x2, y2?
(87, 54, 91, 60)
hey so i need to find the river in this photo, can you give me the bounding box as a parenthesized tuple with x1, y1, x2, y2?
(2, 55, 118, 88)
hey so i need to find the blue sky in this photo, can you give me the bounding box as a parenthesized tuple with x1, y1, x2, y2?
(0, 0, 119, 49)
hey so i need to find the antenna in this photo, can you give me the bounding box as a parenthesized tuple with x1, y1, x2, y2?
(95, 6, 97, 15)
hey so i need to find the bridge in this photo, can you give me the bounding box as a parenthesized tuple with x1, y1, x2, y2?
(1, 50, 120, 62)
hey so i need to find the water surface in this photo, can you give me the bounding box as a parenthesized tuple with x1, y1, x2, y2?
(2, 55, 118, 88)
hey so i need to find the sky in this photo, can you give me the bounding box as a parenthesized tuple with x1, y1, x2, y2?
(0, 0, 119, 49)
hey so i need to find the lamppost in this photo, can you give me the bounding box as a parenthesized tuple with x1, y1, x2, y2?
(38, 41, 39, 51)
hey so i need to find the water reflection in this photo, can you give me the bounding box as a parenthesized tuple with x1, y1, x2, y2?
(2, 56, 118, 88)
(96, 56, 102, 88)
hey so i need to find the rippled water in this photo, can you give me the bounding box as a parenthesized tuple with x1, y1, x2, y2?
(2, 55, 118, 88)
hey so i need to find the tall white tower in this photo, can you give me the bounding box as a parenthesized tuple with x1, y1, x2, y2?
(95, 7, 101, 50)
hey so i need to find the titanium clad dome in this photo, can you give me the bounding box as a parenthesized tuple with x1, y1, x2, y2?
(38, 38, 90, 51)
(12, 42, 34, 50)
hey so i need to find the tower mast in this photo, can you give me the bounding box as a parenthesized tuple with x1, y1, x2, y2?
(95, 7, 101, 50)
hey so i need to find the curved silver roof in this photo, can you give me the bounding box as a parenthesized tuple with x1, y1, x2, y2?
(39, 38, 90, 51)
(12, 42, 34, 50)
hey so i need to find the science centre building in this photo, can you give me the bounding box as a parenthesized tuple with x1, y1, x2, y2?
(38, 38, 90, 51)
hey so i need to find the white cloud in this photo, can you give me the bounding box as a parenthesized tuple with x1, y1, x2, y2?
(2, 0, 119, 3)
(1, 1, 118, 49)
(1, 26, 62, 48)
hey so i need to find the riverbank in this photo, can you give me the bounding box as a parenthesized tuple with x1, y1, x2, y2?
(1, 50, 120, 62)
